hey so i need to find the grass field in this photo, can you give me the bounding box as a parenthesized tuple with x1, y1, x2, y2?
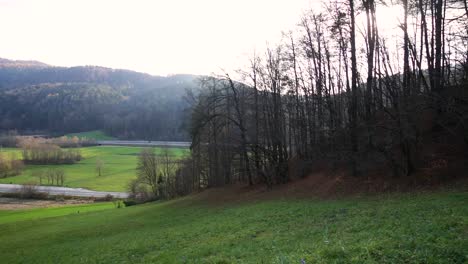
(0, 191, 466, 263)
(65, 130, 115, 140)
(0, 146, 189, 192)
(0, 202, 114, 224)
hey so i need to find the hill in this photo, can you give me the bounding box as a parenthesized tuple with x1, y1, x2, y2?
(0, 58, 50, 69)
(0, 58, 200, 140)
(0, 190, 466, 263)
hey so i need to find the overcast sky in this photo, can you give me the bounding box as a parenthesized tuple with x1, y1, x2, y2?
(0, 0, 405, 76)
(0, 0, 321, 75)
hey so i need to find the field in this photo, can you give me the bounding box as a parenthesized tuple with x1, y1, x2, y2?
(65, 130, 115, 140)
(0, 146, 189, 192)
(0, 202, 114, 224)
(0, 190, 466, 263)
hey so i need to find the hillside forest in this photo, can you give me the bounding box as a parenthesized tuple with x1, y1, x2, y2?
(0, 59, 198, 140)
(175, 0, 468, 191)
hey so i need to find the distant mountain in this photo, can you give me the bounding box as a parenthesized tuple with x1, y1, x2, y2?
(0, 58, 200, 140)
(0, 58, 50, 69)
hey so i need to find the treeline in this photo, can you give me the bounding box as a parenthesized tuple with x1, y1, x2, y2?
(0, 135, 82, 179)
(32, 169, 66, 186)
(45, 136, 96, 148)
(0, 62, 197, 140)
(19, 138, 82, 165)
(1, 132, 95, 148)
(180, 0, 467, 189)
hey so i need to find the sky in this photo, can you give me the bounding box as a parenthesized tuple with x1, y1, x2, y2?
(0, 0, 403, 76)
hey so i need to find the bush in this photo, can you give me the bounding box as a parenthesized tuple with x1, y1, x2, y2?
(112, 200, 124, 208)
(123, 200, 138, 207)
(18, 184, 47, 199)
(127, 179, 155, 202)
(0, 153, 24, 178)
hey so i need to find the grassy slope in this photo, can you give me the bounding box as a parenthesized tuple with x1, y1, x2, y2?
(0, 191, 466, 263)
(65, 130, 115, 140)
(0, 146, 189, 192)
(0, 202, 114, 224)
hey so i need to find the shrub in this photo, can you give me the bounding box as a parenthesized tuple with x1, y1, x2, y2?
(112, 200, 124, 208)
(18, 184, 47, 199)
(127, 178, 154, 202)
(123, 200, 138, 207)
(0, 153, 24, 178)
(104, 194, 114, 201)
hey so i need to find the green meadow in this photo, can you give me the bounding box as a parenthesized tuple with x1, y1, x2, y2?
(0, 202, 114, 225)
(0, 146, 189, 192)
(0, 191, 466, 263)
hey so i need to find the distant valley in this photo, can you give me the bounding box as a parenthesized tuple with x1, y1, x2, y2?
(0, 58, 200, 140)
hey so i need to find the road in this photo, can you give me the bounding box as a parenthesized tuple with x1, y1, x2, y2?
(0, 184, 129, 199)
(97, 140, 191, 148)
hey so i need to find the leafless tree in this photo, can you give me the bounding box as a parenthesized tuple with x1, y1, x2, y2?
(95, 157, 104, 177)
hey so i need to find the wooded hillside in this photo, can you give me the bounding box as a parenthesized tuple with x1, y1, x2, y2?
(180, 0, 468, 190)
(0, 58, 199, 140)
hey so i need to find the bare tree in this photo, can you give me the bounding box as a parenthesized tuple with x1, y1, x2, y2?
(158, 147, 177, 198)
(136, 148, 159, 197)
(32, 170, 44, 185)
(179, 0, 468, 192)
(95, 157, 104, 177)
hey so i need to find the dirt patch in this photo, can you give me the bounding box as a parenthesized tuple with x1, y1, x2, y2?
(0, 197, 93, 210)
(184, 166, 468, 207)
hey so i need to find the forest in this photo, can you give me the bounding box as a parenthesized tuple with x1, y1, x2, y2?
(0, 60, 198, 140)
(176, 0, 468, 190)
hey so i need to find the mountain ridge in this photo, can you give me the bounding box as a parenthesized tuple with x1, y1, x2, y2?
(0, 57, 50, 69)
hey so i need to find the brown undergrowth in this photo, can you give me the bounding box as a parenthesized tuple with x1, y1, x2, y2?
(185, 159, 468, 207)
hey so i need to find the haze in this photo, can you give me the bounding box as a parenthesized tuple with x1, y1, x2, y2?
(0, 0, 321, 75)
(0, 0, 408, 76)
